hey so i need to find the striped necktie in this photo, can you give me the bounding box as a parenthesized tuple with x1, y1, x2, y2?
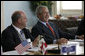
(20, 30, 26, 41)
(46, 22, 56, 37)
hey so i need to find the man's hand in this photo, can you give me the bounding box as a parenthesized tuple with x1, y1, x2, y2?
(32, 37, 39, 47)
(78, 35, 84, 40)
(58, 38, 68, 44)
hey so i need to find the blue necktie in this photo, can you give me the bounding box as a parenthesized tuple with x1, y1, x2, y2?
(20, 30, 26, 41)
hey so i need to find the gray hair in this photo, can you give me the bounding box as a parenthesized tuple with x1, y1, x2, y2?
(35, 5, 48, 15)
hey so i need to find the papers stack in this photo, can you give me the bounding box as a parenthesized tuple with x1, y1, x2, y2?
(27, 44, 58, 52)
(69, 39, 84, 46)
(46, 44, 58, 50)
(2, 51, 30, 55)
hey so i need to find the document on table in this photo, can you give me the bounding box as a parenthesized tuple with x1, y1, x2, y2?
(70, 39, 84, 42)
(27, 44, 58, 52)
(27, 47, 39, 52)
(69, 39, 84, 46)
(2, 51, 30, 55)
(47, 44, 58, 50)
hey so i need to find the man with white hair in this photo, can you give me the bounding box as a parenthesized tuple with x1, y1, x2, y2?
(31, 5, 84, 44)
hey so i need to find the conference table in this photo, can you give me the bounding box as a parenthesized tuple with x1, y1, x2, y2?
(2, 39, 84, 55)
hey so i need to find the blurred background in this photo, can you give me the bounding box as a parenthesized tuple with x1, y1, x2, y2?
(1, 1, 84, 34)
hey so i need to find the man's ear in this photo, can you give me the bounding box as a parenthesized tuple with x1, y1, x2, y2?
(37, 14, 41, 19)
(17, 18, 21, 24)
(37, 14, 39, 18)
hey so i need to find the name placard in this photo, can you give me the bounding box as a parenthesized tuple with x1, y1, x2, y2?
(61, 44, 76, 55)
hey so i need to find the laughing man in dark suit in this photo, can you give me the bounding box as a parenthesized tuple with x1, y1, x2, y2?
(31, 5, 83, 44)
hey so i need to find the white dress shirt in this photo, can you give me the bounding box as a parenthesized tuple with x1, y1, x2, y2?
(39, 20, 47, 27)
(38, 20, 57, 44)
(12, 24, 21, 34)
(12, 24, 26, 41)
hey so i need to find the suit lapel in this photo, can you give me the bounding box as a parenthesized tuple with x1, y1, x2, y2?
(22, 28, 30, 39)
(49, 23, 60, 38)
(10, 25, 22, 42)
(37, 21, 54, 36)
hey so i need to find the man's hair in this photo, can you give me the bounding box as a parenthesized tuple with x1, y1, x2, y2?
(35, 5, 48, 15)
(11, 11, 22, 23)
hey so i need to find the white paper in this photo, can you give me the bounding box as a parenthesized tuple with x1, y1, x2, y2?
(27, 47, 39, 52)
(46, 44, 58, 50)
(27, 38, 31, 42)
(27, 44, 58, 52)
(69, 39, 84, 46)
(2, 51, 19, 55)
(70, 39, 84, 42)
(2, 50, 30, 55)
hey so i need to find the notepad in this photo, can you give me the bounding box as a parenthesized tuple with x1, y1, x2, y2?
(27, 47, 39, 52)
(70, 39, 84, 42)
(27, 44, 58, 52)
(69, 39, 84, 46)
(46, 44, 58, 50)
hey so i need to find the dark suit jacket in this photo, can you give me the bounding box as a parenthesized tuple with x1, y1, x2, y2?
(1, 25, 34, 52)
(31, 21, 75, 44)
(76, 19, 84, 35)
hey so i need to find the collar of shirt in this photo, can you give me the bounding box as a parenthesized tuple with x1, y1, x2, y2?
(39, 20, 47, 27)
(12, 24, 22, 34)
